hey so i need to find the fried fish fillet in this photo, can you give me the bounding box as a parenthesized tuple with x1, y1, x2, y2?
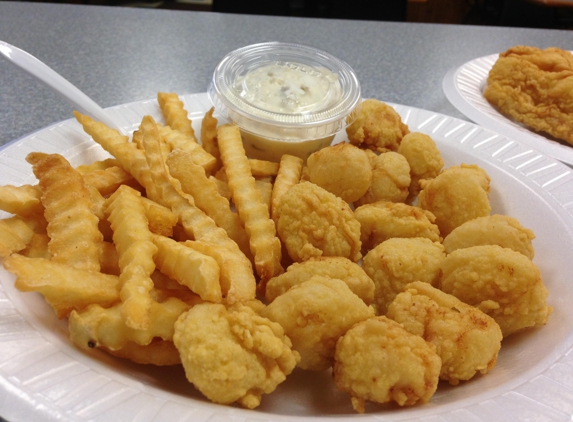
(484, 45, 573, 145)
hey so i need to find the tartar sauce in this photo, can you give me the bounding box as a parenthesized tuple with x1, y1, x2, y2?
(235, 62, 340, 114)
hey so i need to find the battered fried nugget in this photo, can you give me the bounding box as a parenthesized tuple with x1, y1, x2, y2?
(387, 281, 502, 385)
(418, 164, 491, 236)
(276, 181, 362, 262)
(333, 316, 441, 413)
(354, 150, 411, 206)
(265, 256, 375, 305)
(397, 132, 444, 198)
(173, 302, 300, 409)
(439, 245, 551, 337)
(484, 46, 573, 145)
(307, 143, 372, 203)
(260, 276, 375, 371)
(443, 214, 535, 259)
(354, 201, 441, 252)
(362, 237, 446, 315)
(346, 99, 409, 153)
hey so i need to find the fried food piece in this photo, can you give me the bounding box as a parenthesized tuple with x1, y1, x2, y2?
(0, 184, 42, 216)
(200, 106, 222, 171)
(439, 245, 551, 337)
(5, 254, 119, 319)
(265, 257, 375, 305)
(69, 296, 191, 350)
(139, 196, 178, 238)
(27, 152, 103, 272)
(307, 143, 372, 203)
(82, 165, 139, 197)
(270, 154, 303, 224)
(260, 276, 374, 371)
(355, 201, 441, 251)
(157, 92, 197, 141)
(397, 132, 444, 198)
(346, 99, 409, 153)
(103, 340, 181, 366)
(355, 150, 411, 206)
(0, 216, 35, 258)
(152, 234, 221, 303)
(333, 316, 441, 413)
(173, 302, 300, 409)
(277, 181, 362, 263)
(362, 237, 445, 315)
(418, 164, 491, 236)
(387, 281, 502, 385)
(484, 46, 573, 145)
(249, 158, 280, 177)
(166, 148, 252, 260)
(217, 123, 283, 283)
(443, 214, 535, 259)
(105, 185, 157, 330)
(20, 233, 51, 259)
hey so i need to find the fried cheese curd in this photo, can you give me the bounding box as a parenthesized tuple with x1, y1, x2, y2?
(355, 201, 441, 252)
(333, 316, 441, 413)
(354, 150, 411, 206)
(260, 276, 375, 371)
(386, 281, 502, 385)
(418, 164, 491, 236)
(173, 302, 300, 409)
(397, 132, 444, 198)
(346, 99, 410, 153)
(439, 245, 551, 337)
(276, 181, 362, 263)
(306, 143, 372, 203)
(264, 256, 375, 305)
(362, 237, 446, 315)
(443, 214, 535, 259)
(483, 46, 573, 145)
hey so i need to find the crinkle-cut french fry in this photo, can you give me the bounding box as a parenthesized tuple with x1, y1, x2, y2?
(83, 166, 139, 197)
(249, 159, 280, 177)
(0, 216, 35, 258)
(152, 234, 221, 302)
(105, 184, 157, 330)
(103, 340, 181, 366)
(209, 176, 231, 201)
(139, 115, 256, 303)
(139, 196, 178, 237)
(217, 124, 283, 284)
(27, 152, 103, 273)
(19, 212, 48, 235)
(158, 124, 217, 174)
(75, 158, 121, 174)
(0, 184, 43, 216)
(166, 149, 252, 260)
(132, 128, 171, 159)
(4, 254, 120, 319)
(201, 106, 222, 171)
(255, 179, 273, 213)
(68, 297, 191, 350)
(271, 155, 303, 224)
(157, 92, 197, 141)
(20, 233, 50, 259)
(73, 112, 159, 201)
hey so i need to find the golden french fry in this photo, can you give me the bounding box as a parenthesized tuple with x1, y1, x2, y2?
(209, 176, 231, 201)
(27, 152, 103, 272)
(105, 184, 157, 330)
(75, 158, 121, 174)
(200, 106, 221, 170)
(83, 166, 140, 197)
(20, 233, 50, 259)
(68, 297, 191, 350)
(0, 184, 42, 216)
(157, 92, 197, 141)
(103, 340, 181, 366)
(255, 179, 273, 213)
(217, 123, 283, 283)
(5, 254, 119, 319)
(139, 115, 256, 303)
(152, 234, 222, 303)
(270, 154, 303, 223)
(158, 123, 217, 174)
(249, 159, 280, 177)
(0, 216, 35, 258)
(166, 149, 252, 260)
(139, 196, 178, 237)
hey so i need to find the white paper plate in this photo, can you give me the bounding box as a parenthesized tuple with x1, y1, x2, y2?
(1, 93, 573, 422)
(443, 53, 573, 168)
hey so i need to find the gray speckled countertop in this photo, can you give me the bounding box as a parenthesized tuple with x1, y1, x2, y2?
(1, 1, 571, 148)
